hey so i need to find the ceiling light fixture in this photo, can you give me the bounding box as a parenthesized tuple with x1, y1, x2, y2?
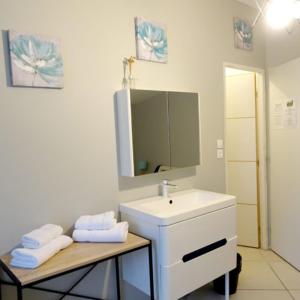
(252, 0, 300, 32)
(266, 0, 293, 29)
(293, 0, 300, 19)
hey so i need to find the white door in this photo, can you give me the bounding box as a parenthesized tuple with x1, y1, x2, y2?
(269, 58, 300, 270)
(225, 71, 260, 248)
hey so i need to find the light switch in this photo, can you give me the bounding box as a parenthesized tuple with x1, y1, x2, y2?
(217, 149, 224, 159)
(217, 139, 224, 149)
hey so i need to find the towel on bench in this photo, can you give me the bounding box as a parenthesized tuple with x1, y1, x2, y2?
(73, 222, 128, 243)
(11, 235, 73, 269)
(75, 211, 117, 230)
(21, 224, 63, 249)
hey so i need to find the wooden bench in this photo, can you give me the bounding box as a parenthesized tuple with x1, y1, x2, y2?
(0, 233, 154, 300)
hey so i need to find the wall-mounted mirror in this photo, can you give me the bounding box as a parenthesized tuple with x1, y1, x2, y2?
(116, 89, 200, 177)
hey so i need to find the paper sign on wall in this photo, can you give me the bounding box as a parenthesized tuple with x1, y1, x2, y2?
(273, 98, 297, 129)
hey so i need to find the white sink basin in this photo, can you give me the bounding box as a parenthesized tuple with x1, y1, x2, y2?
(120, 189, 236, 225)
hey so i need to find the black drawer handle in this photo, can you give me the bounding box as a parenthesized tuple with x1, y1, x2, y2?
(182, 238, 227, 263)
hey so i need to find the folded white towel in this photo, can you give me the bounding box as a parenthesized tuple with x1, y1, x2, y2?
(21, 224, 63, 249)
(73, 222, 128, 243)
(11, 235, 73, 269)
(75, 211, 117, 230)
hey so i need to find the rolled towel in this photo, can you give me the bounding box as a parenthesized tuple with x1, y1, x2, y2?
(73, 222, 128, 243)
(11, 235, 73, 269)
(21, 224, 63, 249)
(75, 211, 117, 230)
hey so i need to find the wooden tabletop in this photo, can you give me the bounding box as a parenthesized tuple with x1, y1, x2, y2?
(0, 233, 149, 286)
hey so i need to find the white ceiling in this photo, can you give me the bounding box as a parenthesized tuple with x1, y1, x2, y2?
(236, 0, 265, 8)
(236, 0, 256, 8)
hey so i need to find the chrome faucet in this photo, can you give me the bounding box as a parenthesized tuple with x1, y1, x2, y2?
(160, 179, 178, 198)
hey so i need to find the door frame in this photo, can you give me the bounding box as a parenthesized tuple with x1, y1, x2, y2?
(223, 62, 269, 249)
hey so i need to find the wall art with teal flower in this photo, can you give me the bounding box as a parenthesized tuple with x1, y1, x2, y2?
(9, 31, 64, 88)
(135, 17, 168, 63)
(233, 18, 253, 51)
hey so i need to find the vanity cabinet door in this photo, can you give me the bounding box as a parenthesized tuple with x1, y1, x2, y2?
(159, 205, 236, 265)
(159, 237, 237, 300)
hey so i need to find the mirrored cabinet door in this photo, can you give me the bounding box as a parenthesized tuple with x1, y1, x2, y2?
(168, 92, 200, 169)
(131, 90, 170, 176)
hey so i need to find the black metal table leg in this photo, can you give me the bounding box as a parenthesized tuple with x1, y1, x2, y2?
(115, 257, 121, 300)
(0, 279, 2, 300)
(17, 285, 23, 300)
(148, 243, 154, 300)
(57, 264, 98, 300)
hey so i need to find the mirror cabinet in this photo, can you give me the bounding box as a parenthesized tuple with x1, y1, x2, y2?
(116, 89, 200, 177)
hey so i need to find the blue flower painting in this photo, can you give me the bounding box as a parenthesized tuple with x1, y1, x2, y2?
(135, 17, 168, 63)
(234, 18, 253, 51)
(9, 31, 64, 88)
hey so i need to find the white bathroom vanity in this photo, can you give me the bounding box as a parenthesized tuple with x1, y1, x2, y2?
(120, 189, 237, 300)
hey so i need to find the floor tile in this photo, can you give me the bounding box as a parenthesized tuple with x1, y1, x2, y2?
(184, 285, 292, 300)
(182, 284, 224, 300)
(260, 249, 283, 263)
(181, 247, 300, 300)
(238, 246, 264, 261)
(230, 290, 293, 300)
(290, 290, 300, 299)
(270, 261, 300, 289)
(238, 261, 285, 290)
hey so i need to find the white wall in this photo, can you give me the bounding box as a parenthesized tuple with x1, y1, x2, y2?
(266, 25, 300, 67)
(0, 0, 265, 299)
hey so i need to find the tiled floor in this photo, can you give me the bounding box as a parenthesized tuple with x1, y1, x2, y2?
(181, 246, 300, 299)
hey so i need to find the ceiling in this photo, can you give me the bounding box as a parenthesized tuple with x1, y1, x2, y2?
(236, 0, 265, 8)
(236, 0, 256, 8)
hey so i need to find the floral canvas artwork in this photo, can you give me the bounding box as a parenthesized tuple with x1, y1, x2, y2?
(234, 18, 253, 51)
(135, 17, 168, 63)
(9, 31, 64, 88)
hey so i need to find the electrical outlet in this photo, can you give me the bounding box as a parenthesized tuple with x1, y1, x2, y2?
(217, 149, 224, 159)
(217, 139, 224, 149)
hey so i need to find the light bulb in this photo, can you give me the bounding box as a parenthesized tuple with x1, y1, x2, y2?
(266, 0, 293, 29)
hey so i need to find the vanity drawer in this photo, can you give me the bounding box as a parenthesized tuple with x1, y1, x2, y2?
(159, 205, 236, 265)
(159, 236, 237, 300)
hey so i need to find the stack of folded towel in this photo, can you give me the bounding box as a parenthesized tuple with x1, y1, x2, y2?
(11, 224, 73, 269)
(72, 211, 128, 243)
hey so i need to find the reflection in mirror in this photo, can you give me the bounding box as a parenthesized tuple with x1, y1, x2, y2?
(131, 90, 170, 176)
(169, 92, 200, 168)
(130, 90, 200, 176)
